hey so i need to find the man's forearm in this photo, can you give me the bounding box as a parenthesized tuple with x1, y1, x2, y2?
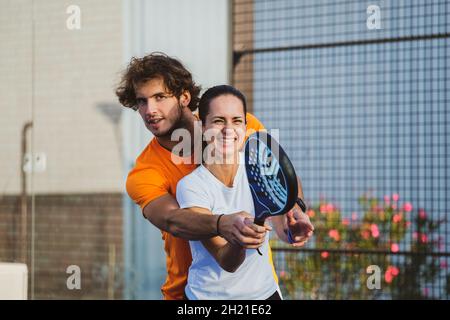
(142, 194, 267, 247)
(143, 194, 219, 240)
(165, 208, 218, 240)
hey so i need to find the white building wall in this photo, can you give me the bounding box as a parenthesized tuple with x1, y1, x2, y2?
(0, 0, 124, 195)
(121, 0, 231, 300)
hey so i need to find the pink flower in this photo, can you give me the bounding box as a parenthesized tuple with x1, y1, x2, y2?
(440, 261, 448, 269)
(392, 193, 399, 201)
(307, 210, 315, 218)
(389, 266, 399, 276)
(385, 266, 400, 283)
(403, 202, 413, 212)
(392, 204, 397, 210)
(420, 234, 428, 243)
(280, 271, 286, 278)
(413, 232, 418, 239)
(320, 204, 327, 214)
(361, 230, 370, 240)
(422, 288, 429, 297)
(328, 229, 340, 241)
(419, 209, 427, 220)
(321, 251, 329, 259)
(393, 214, 402, 223)
(351, 212, 358, 221)
(391, 243, 399, 253)
(384, 195, 390, 204)
(342, 218, 350, 226)
(385, 271, 393, 283)
(319, 203, 338, 214)
(406, 221, 411, 228)
(370, 224, 380, 238)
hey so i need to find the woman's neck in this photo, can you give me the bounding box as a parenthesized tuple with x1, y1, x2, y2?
(204, 156, 240, 187)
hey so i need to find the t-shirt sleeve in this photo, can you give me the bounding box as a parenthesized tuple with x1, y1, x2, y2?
(246, 113, 266, 132)
(176, 176, 212, 211)
(126, 165, 170, 210)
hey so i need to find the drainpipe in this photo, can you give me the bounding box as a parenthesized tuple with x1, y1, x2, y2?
(20, 121, 33, 264)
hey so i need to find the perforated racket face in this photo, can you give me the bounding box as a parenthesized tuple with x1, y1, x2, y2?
(245, 132, 298, 222)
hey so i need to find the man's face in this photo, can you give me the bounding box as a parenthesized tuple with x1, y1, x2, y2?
(135, 78, 184, 137)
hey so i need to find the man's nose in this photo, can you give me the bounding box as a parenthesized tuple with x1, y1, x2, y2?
(143, 99, 157, 114)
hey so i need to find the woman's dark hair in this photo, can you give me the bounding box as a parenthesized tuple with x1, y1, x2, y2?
(198, 85, 247, 123)
(115, 52, 201, 111)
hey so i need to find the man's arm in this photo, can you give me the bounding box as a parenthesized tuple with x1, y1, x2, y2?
(143, 194, 270, 248)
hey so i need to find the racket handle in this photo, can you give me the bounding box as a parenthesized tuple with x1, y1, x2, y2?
(296, 197, 307, 213)
(254, 218, 265, 256)
(254, 218, 265, 226)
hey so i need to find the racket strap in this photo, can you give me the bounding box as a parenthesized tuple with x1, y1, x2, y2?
(296, 197, 307, 212)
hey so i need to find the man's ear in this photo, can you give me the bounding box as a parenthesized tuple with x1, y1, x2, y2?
(180, 90, 191, 108)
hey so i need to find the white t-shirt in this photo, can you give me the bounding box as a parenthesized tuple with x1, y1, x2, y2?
(176, 153, 279, 300)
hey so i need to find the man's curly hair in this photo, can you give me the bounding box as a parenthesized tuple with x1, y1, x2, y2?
(115, 52, 201, 111)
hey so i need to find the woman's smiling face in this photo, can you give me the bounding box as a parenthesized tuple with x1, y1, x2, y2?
(203, 94, 246, 162)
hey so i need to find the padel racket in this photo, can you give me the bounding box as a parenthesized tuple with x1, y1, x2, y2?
(244, 131, 307, 255)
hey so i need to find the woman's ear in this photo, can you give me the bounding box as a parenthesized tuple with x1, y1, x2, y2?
(180, 90, 191, 108)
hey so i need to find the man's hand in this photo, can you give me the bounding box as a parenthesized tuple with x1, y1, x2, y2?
(219, 211, 271, 249)
(286, 207, 314, 247)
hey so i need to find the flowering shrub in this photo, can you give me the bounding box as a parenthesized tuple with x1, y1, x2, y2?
(273, 193, 448, 299)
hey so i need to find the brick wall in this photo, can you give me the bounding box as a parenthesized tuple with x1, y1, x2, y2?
(0, 193, 123, 299)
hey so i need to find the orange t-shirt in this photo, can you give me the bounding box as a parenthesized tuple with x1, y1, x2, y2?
(126, 113, 277, 300)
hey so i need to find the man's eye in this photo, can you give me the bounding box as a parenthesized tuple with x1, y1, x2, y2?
(155, 95, 166, 101)
(136, 98, 146, 106)
(214, 119, 224, 124)
(234, 119, 243, 124)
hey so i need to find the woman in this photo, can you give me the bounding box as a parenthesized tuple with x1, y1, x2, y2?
(176, 85, 295, 300)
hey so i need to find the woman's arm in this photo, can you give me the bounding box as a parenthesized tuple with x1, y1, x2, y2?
(180, 206, 246, 273)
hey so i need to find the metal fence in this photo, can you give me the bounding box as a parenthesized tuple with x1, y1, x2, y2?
(233, 0, 450, 299)
(272, 246, 450, 300)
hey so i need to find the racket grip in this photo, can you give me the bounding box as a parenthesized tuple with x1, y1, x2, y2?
(254, 218, 265, 226)
(254, 218, 265, 256)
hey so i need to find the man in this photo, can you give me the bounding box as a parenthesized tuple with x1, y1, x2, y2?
(115, 52, 314, 299)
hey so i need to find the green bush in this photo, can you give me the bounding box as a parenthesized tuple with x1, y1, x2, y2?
(272, 193, 448, 299)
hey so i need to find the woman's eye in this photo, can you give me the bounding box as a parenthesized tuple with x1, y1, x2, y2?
(214, 120, 224, 124)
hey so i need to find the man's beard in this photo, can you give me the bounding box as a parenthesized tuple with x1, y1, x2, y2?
(152, 103, 186, 138)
